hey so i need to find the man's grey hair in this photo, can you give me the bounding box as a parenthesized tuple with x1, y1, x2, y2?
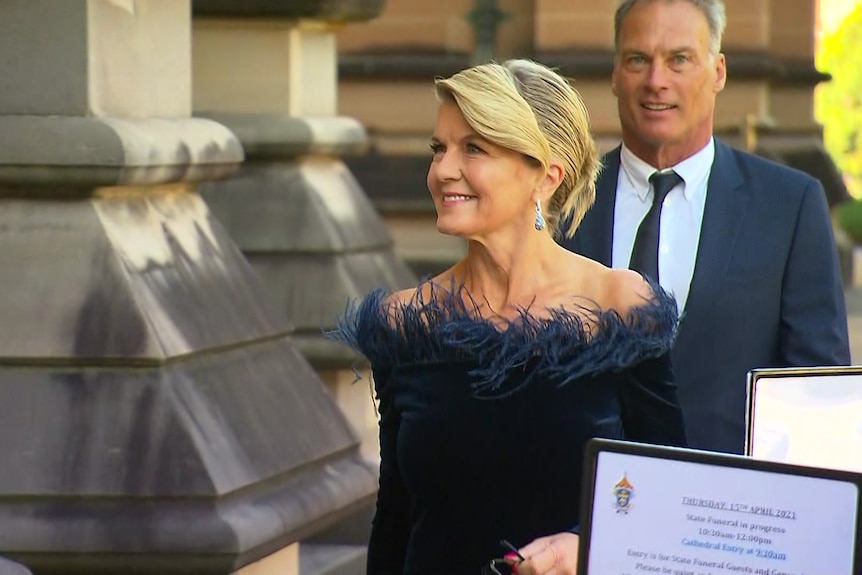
(614, 0, 727, 56)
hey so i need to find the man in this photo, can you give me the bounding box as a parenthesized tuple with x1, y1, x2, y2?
(561, 0, 850, 454)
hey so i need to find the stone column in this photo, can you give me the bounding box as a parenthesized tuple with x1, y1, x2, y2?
(763, 0, 849, 275)
(721, 0, 773, 142)
(0, 1, 376, 573)
(533, 0, 620, 145)
(192, 0, 415, 468)
(767, 0, 821, 132)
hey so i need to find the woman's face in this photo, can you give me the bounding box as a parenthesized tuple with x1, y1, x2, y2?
(427, 100, 542, 241)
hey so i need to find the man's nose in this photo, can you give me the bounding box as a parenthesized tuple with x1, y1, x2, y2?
(645, 61, 670, 90)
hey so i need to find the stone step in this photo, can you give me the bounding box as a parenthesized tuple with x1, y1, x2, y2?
(299, 544, 366, 575)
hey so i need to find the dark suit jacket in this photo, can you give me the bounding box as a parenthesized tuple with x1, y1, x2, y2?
(560, 139, 851, 453)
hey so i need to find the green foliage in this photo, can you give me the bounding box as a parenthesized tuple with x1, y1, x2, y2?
(835, 198, 862, 244)
(816, 5, 862, 198)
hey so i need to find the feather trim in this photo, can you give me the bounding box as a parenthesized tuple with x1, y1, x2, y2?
(329, 279, 678, 398)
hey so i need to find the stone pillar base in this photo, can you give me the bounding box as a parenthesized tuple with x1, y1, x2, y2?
(0, 186, 376, 574)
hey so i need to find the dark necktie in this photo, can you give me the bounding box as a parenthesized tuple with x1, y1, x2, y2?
(628, 169, 682, 282)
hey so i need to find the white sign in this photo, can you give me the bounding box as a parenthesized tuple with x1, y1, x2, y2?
(584, 450, 859, 574)
(747, 370, 862, 473)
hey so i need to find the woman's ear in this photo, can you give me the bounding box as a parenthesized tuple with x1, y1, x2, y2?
(540, 160, 565, 200)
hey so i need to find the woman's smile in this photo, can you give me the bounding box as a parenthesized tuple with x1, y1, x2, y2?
(441, 193, 476, 206)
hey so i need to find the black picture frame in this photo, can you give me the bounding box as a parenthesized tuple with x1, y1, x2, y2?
(577, 438, 862, 574)
(745, 365, 862, 472)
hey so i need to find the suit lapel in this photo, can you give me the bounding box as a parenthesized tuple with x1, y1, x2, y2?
(575, 147, 620, 266)
(684, 139, 750, 316)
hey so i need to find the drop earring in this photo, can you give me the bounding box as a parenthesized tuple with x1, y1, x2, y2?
(534, 199, 546, 231)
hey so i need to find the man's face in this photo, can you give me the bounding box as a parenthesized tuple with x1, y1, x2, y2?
(611, 0, 727, 166)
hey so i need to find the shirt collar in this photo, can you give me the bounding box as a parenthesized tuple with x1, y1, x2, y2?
(619, 138, 715, 202)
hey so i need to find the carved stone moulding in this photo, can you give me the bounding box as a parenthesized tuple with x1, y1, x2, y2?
(0, 116, 244, 189)
(338, 48, 830, 87)
(195, 115, 417, 367)
(192, 0, 386, 22)
(0, 344, 377, 574)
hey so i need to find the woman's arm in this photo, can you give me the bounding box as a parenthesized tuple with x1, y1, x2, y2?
(366, 367, 412, 575)
(617, 353, 687, 447)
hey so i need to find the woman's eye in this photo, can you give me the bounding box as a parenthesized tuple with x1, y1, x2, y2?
(429, 143, 444, 154)
(466, 143, 484, 154)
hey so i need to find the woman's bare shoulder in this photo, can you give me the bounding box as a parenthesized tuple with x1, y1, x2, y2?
(386, 287, 416, 307)
(385, 267, 459, 307)
(602, 268, 656, 314)
(558, 254, 654, 315)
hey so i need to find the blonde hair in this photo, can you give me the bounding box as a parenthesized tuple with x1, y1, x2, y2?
(434, 59, 600, 237)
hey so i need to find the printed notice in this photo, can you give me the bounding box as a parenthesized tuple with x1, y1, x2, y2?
(584, 451, 859, 575)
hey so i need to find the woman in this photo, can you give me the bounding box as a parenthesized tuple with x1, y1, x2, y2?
(331, 59, 687, 575)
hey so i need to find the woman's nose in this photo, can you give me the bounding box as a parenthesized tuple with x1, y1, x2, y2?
(434, 149, 462, 180)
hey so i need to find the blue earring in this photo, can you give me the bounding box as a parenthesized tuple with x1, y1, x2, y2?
(534, 199, 546, 231)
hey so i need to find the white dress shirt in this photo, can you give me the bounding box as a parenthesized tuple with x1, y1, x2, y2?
(612, 139, 715, 312)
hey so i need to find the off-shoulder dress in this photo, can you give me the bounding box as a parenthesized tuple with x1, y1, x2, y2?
(330, 280, 687, 575)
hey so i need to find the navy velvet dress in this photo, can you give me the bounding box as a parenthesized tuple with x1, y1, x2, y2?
(332, 281, 687, 575)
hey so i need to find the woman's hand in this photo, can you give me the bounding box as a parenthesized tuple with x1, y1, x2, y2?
(512, 532, 579, 575)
